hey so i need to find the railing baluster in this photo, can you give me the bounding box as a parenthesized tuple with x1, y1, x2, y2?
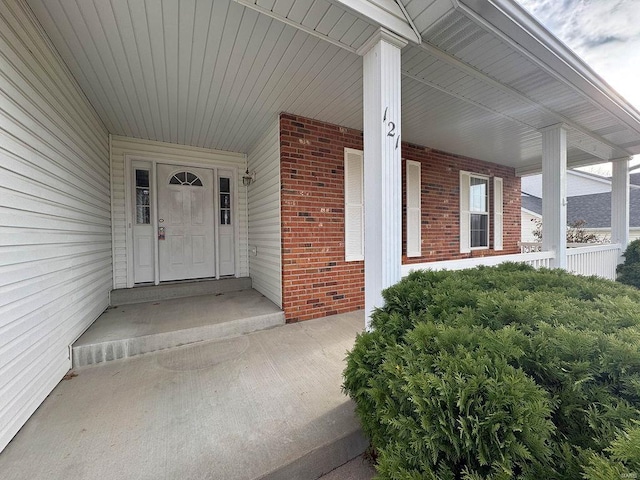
(402, 244, 621, 280)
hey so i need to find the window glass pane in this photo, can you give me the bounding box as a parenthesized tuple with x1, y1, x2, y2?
(221, 193, 230, 208)
(135, 169, 151, 224)
(135, 169, 149, 187)
(136, 188, 149, 206)
(469, 177, 487, 212)
(220, 177, 230, 193)
(169, 171, 202, 186)
(470, 213, 488, 248)
(136, 206, 150, 224)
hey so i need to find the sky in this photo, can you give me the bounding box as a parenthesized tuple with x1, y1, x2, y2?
(515, 0, 640, 174)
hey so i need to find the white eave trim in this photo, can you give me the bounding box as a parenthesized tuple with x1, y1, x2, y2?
(521, 208, 542, 218)
(457, 0, 640, 138)
(333, 0, 421, 44)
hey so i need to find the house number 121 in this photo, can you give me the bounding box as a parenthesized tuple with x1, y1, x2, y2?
(383, 107, 400, 150)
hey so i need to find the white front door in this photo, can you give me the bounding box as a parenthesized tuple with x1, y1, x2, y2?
(157, 164, 215, 282)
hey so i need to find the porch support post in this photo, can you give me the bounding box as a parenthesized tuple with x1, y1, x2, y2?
(541, 124, 567, 269)
(611, 157, 630, 255)
(358, 29, 407, 330)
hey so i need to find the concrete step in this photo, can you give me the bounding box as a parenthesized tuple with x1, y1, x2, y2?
(257, 429, 369, 480)
(110, 277, 252, 306)
(73, 289, 284, 367)
(317, 454, 376, 480)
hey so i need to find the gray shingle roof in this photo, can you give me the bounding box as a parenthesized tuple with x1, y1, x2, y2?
(521, 194, 542, 215)
(523, 191, 640, 228)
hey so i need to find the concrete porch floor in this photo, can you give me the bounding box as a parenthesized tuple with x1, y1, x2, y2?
(0, 312, 369, 480)
(73, 289, 285, 367)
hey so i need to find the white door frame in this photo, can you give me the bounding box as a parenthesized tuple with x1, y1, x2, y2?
(124, 155, 239, 287)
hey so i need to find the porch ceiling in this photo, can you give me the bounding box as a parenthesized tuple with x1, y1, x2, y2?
(25, 0, 640, 174)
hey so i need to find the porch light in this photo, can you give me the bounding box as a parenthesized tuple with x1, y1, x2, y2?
(242, 168, 255, 186)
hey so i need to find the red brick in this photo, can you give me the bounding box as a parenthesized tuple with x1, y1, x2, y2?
(280, 114, 521, 322)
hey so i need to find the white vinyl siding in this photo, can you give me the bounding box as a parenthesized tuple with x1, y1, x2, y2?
(494, 177, 504, 251)
(406, 160, 422, 257)
(344, 148, 364, 262)
(110, 136, 248, 289)
(247, 118, 281, 307)
(0, 0, 110, 453)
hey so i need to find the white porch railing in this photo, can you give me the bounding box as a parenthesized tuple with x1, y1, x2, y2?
(401, 250, 555, 277)
(401, 244, 622, 281)
(519, 242, 599, 253)
(566, 244, 621, 280)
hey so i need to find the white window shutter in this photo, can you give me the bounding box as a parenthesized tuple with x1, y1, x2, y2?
(494, 177, 504, 251)
(460, 171, 471, 253)
(344, 148, 364, 261)
(406, 160, 421, 257)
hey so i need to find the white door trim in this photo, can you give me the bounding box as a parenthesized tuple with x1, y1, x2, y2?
(124, 155, 239, 287)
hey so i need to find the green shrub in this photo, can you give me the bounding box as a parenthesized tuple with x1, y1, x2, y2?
(343, 264, 640, 479)
(618, 239, 640, 289)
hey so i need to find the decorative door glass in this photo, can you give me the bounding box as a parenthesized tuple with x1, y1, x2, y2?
(220, 177, 231, 225)
(135, 169, 150, 224)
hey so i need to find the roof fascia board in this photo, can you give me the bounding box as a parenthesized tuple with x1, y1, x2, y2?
(462, 0, 640, 133)
(570, 170, 612, 185)
(331, 0, 421, 43)
(456, 0, 640, 137)
(412, 42, 630, 161)
(517, 156, 614, 177)
(522, 208, 542, 218)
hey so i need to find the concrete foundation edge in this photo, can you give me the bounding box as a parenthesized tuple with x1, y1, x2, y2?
(256, 428, 369, 480)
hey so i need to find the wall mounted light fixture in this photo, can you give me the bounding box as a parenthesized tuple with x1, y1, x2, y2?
(242, 168, 255, 186)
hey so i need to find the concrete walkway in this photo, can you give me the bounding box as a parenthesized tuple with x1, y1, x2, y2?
(0, 312, 368, 480)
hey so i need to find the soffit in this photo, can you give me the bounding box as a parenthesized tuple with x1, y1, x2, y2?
(405, 0, 640, 171)
(25, 0, 367, 153)
(25, 0, 640, 174)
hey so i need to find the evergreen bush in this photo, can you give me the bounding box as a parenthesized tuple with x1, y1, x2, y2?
(343, 264, 640, 479)
(618, 239, 640, 289)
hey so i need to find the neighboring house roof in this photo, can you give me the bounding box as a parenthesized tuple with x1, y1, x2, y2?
(521, 170, 612, 198)
(522, 191, 640, 229)
(521, 194, 542, 217)
(630, 172, 640, 186)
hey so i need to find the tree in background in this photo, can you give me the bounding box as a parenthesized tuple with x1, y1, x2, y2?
(532, 219, 606, 244)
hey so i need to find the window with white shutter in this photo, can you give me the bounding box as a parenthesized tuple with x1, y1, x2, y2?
(494, 177, 504, 251)
(344, 148, 364, 261)
(406, 160, 421, 257)
(460, 172, 490, 252)
(460, 172, 471, 253)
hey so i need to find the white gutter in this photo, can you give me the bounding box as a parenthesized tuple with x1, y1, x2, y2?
(457, 0, 640, 139)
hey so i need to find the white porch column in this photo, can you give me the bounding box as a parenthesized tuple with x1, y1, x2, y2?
(541, 124, 567, 269)
(611, 157, 630, 254)
(358, 29, 407, 330)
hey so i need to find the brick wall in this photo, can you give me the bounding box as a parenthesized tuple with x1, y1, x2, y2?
(401, 143, 521, 265)
(280, 114, 521, 322)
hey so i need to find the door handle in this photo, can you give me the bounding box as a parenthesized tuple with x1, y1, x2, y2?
(158, 226, 165, 240)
